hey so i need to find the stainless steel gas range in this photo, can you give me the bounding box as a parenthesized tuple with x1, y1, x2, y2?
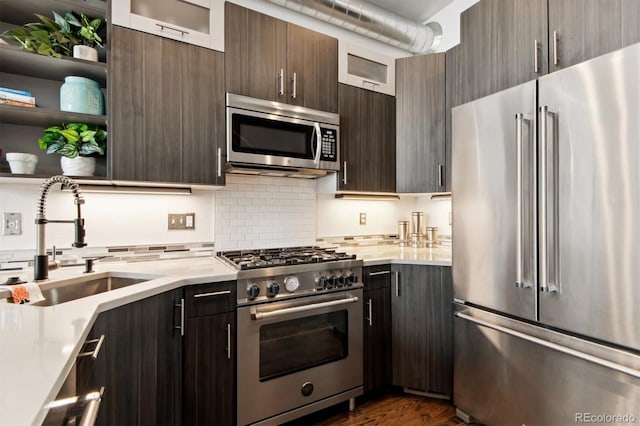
(218, 247, 364, 426)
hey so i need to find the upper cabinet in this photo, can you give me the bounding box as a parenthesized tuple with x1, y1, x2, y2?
(449, 0, 640, 108)
(109, 25, 226, 185)
(396, 53, 446, 193)
(339, 42, 396, 96)
(225, 2, 338, 113)
(111, 0, 225, 51)
(339, 84, 395, 193)
(548, 0, 640, 72)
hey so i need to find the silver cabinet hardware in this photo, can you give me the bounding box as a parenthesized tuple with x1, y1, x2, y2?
(368, 270, 391, 277)
(365, 298, 373, 326)
(193, 290, 231, 298)
(534, 39, 540, 73)
(77, 335, 105, 360)
(292, 72, 297, 99)
(226, 323, 232, 360)
(438, 164, 444, 187)
(217, 148, 222, 178)
(394, 271, 400, 297)
(279, 69, 284, 96)
(155, 23, 189, 36)
(175, 298, 185, 336)
(553, 31, 559, 65)
(343, 161, 348, 185)
(48, 387, 104, 426)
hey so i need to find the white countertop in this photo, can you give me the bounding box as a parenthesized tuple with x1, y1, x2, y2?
(0, 246, 450, 426)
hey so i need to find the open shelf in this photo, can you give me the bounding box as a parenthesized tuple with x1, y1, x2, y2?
(0, 44, 107, 87)
(0, 104, 107, 127)
(0, 0, 107, 25)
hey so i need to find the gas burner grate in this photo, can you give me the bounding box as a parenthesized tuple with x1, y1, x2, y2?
(219, 246, 356, 270)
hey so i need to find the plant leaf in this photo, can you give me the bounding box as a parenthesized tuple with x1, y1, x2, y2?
(59, 129, 79, 142)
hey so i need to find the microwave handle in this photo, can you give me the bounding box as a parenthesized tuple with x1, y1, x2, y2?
(312, 122, 322, 166)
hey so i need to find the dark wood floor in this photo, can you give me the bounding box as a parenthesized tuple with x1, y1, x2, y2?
(285, 392, 467, 426)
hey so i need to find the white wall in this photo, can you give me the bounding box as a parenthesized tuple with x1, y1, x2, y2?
(0, 181, 214, 251)
(214, 175, 316, 250)
(316, 194, 451, 238)
(425, 0, 480, 52)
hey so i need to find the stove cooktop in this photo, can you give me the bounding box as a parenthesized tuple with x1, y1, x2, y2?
(218, 246, 357, 270)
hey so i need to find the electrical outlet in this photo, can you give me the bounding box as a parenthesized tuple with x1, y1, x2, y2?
(3, 212, 21, 235)
(168, 213, 196, 230)
(359, 212, 367, 225)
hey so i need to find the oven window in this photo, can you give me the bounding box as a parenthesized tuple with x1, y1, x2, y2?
(259, 311, 348, 382)
(232, 114, 314, 159)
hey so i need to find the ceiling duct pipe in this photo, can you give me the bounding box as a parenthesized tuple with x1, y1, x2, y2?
(263, 0, 442, 53)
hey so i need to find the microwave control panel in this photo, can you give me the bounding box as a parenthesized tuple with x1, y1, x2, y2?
(320, 128, 338, 162)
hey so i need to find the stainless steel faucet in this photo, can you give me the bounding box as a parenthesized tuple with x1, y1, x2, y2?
(34, 175, 87, 281)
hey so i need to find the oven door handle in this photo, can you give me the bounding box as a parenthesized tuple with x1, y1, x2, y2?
(251, 296, 359, 320)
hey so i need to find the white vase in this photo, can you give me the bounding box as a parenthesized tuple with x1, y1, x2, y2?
(61, 156, 96, 176)
(6, 152, 38, 174)
(73, 45, 98, 62)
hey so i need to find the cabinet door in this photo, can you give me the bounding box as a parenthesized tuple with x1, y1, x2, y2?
(338, 84, 395, 192)
(396, 53, 446, 193)
(391, 265, 452, 396)
(92, 289, 183, 425)
(225, 2, 287, 103)
(287, 23, 338, 113)
(184, 312, 235, 426)
(549, 0, 640, 72)
(181, 44, 226, 185)
(363, 266, 392, 393)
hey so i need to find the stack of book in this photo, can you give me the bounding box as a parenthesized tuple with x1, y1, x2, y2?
(0, 87, 36, 108)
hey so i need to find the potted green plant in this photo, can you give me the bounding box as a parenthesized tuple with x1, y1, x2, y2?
(38, 122, 107, 176)
(64, 12, 104, 61)
(1, 12, 79, 58)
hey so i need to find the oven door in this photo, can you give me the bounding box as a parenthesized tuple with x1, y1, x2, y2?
(237, 289, 363, 425)
(227, 106, 339, 171)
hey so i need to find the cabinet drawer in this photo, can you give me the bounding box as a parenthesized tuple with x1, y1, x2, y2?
(185, 281, 236, 317)
(364, 265, 392, 291)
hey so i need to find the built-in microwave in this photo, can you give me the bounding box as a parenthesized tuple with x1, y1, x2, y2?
(226, 93, 340, 176)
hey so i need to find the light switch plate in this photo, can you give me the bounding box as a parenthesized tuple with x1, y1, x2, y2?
(359, 212, 366, 225)
(3, 212, 21, 235)
(168, 213, 195, 230)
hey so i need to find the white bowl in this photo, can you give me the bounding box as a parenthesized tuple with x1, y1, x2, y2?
(6, 152, 38, 174)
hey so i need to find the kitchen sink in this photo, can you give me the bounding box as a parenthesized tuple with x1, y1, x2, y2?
(0, 272, 162, 306)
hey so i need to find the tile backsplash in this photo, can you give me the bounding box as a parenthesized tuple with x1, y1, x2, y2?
(214, 175, 316, 250)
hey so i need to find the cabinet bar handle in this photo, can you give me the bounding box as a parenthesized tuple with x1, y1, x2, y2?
(292, 72, 297, 99)
(394, 271, 400, 297)
(193, 290, 231, 298)
(226, 323, 232, 359)
(553, 31, 559, 65)
(343, 161, 348, 185)
(279, 69, 284, 96)
(362, 79, 380, 89)
(438, 164, 444, 187)
(155, 23, 189, 36)
(369, 270, 391, 276)
(533, 39, 540, 73)
(365, 298, 373, 326)
(217, 148, 222, 178)
(175, 298, 185, 336)
(77, 335, 105, 359)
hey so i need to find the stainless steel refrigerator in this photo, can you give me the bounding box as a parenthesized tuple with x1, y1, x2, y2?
(452, 43, 640, 425)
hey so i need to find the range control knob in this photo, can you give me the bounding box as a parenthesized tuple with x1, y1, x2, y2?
(338, 274, 348, 286)
(348, 273, 358, 285)
(247, 284, 260, 299)
(284, 275, 301, 292)
(327, 275, 338, 289)
(315, 276, 327, 290)
(267, 282, 280, 297)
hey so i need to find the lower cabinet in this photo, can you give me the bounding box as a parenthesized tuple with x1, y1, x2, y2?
(88, 289, 184, 425)
(363, 266, 392, 393)
(183, 281, 236, 426)
(390, 264, 453, 396)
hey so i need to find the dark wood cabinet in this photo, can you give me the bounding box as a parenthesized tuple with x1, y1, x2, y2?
(548, 0, 640, 72)
(396, 53, 446, 193)
(390, 264, 452, 396)
(110, 25, 226, 185)
(89, 289, 183, 425)
(225, 3, 338, 113)
(363, 266, 392, 393)
(338, 83, 395, 192)
(183, 281, 236, 426)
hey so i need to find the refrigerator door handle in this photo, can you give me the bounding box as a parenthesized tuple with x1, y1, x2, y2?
(456, 311, 640, 379)
(539, 105, 559, 293)
(516, 113, 534, 289)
